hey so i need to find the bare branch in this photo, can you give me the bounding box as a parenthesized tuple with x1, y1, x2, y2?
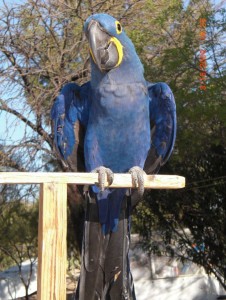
(0, 99, 53, 146)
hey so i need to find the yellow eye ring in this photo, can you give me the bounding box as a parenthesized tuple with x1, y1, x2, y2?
(115, 21, 122, 34)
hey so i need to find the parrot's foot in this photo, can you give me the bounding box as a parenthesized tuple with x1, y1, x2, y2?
(129, 166, 146, 196)
(92, 166, 114, 192)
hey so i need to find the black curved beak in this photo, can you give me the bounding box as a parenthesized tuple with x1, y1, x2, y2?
(86, 20, 121, 72)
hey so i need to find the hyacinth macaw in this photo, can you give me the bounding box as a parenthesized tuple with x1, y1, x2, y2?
(51, 13, 176, 300)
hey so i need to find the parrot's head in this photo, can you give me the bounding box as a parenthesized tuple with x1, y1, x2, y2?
(84, 13, 143, 76)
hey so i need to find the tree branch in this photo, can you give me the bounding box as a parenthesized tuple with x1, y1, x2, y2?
(0, 99, 53, 147)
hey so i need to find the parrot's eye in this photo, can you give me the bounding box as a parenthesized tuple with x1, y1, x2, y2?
(115, 21, 122, 34)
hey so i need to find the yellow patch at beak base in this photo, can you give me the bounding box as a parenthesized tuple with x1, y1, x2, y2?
(109, 37, 123, 67)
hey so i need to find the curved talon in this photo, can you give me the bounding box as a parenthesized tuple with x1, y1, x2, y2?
(129, 166, 145, 196)
(92, 166, 114, 192)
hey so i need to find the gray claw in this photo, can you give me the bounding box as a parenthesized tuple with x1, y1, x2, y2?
(92, 166, 114, 191)
(129, 166, 145, 196)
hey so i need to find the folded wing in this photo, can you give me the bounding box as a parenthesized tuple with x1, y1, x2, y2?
(144, 82, 177, 174)
(51, 82, 91, 171)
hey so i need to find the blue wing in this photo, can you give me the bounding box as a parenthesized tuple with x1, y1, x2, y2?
(144, 82, 177, 174)
(51, 82, 91, 171)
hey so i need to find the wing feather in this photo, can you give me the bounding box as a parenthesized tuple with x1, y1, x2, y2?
(144, 82, 176, 174)
(51, 82, 90, 171)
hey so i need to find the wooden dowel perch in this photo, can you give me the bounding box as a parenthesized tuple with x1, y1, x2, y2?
(0, 172, 185, 300)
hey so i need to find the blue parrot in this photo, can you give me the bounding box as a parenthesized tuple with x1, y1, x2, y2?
(51, 13, 176, 300)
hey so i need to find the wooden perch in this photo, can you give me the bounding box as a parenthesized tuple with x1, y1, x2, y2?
(0, 172, 185, 300)
(0, 172, 185, 189)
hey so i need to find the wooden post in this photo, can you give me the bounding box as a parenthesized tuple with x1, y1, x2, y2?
(37, 182, 67, 300)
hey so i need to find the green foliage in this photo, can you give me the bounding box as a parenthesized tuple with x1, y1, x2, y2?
(0, 197, 38, 270)
(129, 0, 226, 288)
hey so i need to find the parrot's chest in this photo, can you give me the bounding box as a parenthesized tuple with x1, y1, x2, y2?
(91, 83, 148, 122)
(84, 83, 151, 172)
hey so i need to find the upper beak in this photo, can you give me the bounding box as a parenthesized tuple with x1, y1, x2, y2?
(86, 20, 122, 72)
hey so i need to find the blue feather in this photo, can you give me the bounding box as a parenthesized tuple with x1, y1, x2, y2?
(51, 13, 177, 234)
